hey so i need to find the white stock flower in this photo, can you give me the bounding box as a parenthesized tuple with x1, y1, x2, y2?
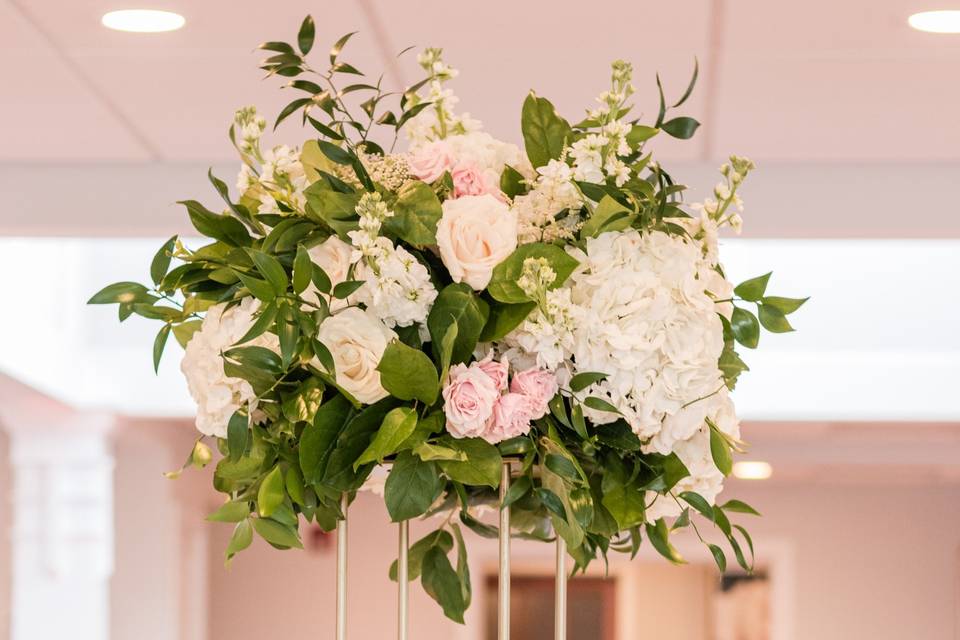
(436, 194, 518, 290)
(180, 298, 278, 438)
(513, 159, 584, 243)
(352, 241, 437, 328)
(316, 307, 397, 404)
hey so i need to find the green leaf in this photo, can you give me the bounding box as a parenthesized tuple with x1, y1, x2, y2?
(285, 467, 306, 505)
(323, 398, 398, 491)
(252, 517, 302, 549)
(227, 411, 249, 461)
(382, 181, 443, 246)
(645, 518, 685, 563)
(626, 124, 660, 147)
(479, 301, 535, 342)
(152, 324, 171, 373)
(233, 270, 276, 301)
(173, 320, 202, 348)
(421, 546, 466, 624)
(570, 404, 588, 439)
(297, 15, 315, 55)
(487, 243, 579, 304)
(180, 200, 251, 247)
(249, 250, 288, 295)
(384, 451, 443, 522)
(318, 140, 354, 165)
(581, 196, 633, 239)
(299, 394, 353, 484)
(501, 475, 532, 509)
(413, 442, 466, 462)
(521, 92, 573, 168)
(569, 486, 594, 530)
(329, 32, 358, 64)
(679, 491, 714, 521)
(437, 437, 502, 488)
(377, 340, 440, 404)
(390, 529, 453, 581)
(709, 423, 733, 476)
(281, 377, 324, 423)
(500, 165, 526, 198)
(595, 421, 642, 451)
(569, 371, 608, 393)
(545, 453, 579, 482)
(225, 519, 253, 563)
(759, 304, 795, 333)
(332, 279, 364, 299)
(427, 283, 489, 365)
(708, 543, 727, 573)
(150, 236, 177, 286)
(734, 272, 771, 301)
(293, 245, 313, 294)
(730, 307, 760, 349)
(661, 117, 700, 140)
(761, 296, 808, 315)
(450, 524, 472, 607)
(257, 466, 285, 517)
(207, 500, 251, 523)
(583, 397, 621, 414)
(311, 263, 333, 294)
(223, 345, 282, 373)
(720, 499, 761, 516)
(303, 182, 360, 237)
(534, 487, 567, 521)
(354, 407, 418, 469)
(88, 281, 152, 305)
(672, 58, 700, 108)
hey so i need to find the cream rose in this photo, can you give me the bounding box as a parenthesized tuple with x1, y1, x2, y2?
(436, 194, 517, 290)
(315, 307, 396, 404)
(306, 236, 355, 309)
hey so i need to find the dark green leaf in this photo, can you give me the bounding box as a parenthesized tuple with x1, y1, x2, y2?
(299, 394, 353, 484)
(661, 117, 700, 140)
(382, 181, 443, 246)
(545, 453, 579, 482)
(569, 371, 608, 393)
(521, 92, 573, 168)
(88, 281, 152, 305)
(227, 411, 249, 461)
(330, 32, 358, 64)
(354, 407, 418, 469)
(645, 518, 685, 563)
(293, 245, 312, 294)
(427, 283, 488, 365)
(720, 499, 761, 516)
(390, 529, 453, 581)
(479, 301, 535, 342)
(384, 451, 443, 522)
(297, 15, 315, 55)
(501, 475, 532, 509)
(583, 397, 621, 414)
(421, 546, 466, 624)
(708, 543, 727, 572)
(679, 491, 714, 521)
(377, 340, 440, 404)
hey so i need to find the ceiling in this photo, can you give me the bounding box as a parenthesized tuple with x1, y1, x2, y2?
(3, 0, 960, 164)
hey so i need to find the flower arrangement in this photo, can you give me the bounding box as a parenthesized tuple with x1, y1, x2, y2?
(90, 16, 806, 623)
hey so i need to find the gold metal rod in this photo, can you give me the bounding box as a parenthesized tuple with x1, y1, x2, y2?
(555, 536, 567, 640)
(498, 461, 512, 640)
(336, 493, 348, 640)
(398, 519, 409, 640)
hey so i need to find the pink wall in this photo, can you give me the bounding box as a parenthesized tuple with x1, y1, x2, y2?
(203, 479, 960, 640)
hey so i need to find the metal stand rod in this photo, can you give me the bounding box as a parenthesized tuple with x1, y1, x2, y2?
(555, 536, 567, 640)
(336, 493, 348, 640)
(498, 462, 511, 640)
(398, 520, 409, 640)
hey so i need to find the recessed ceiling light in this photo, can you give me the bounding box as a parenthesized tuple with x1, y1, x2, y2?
(732, 461, 773, 480)
(908, 10, 960, 33)
(101, 9, 185, 33)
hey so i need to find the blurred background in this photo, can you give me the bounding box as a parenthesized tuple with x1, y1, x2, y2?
(1, 1, 959, 639)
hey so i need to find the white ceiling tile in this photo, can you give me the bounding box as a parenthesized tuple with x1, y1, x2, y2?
(0, 2, 152, 160)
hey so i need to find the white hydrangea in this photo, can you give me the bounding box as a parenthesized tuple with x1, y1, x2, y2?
(180, 298, 279, 438)
(564, 230, 725, 443)
(645, 390, 741, 520)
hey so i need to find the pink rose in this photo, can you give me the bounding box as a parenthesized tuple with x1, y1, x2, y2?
(442, 362, 500, 439)
(488, 393, 535, 443)
(451, 162, 504, 200)
(476, 352, 509, 392)
(408, 140, 456, 183)
(509, 368, 558, 419)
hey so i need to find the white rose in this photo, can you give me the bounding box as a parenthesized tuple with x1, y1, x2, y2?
(436, 194, 517, 290)
(306, 236, 355, 308)
(316, 307, 396, 404)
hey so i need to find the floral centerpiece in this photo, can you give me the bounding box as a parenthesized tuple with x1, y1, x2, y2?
(90, 16, 806, 623)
